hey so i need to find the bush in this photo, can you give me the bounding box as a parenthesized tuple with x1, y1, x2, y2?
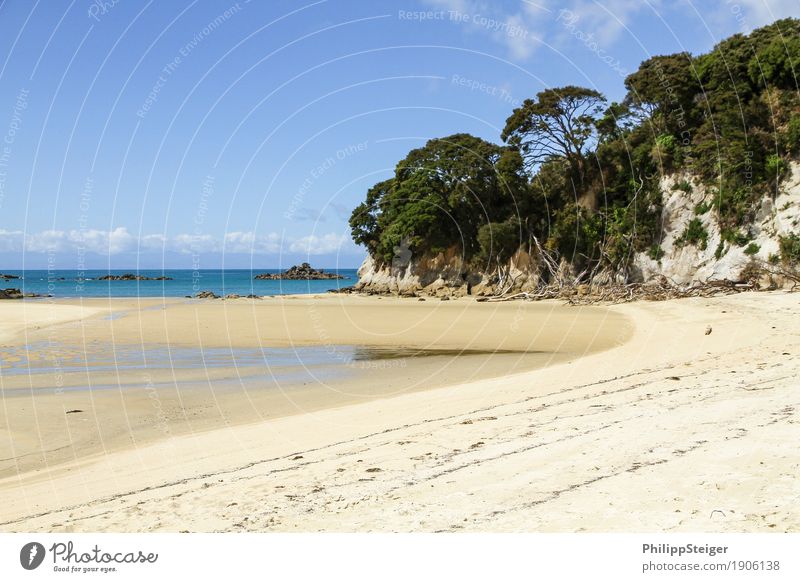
(672, 179, 692, 193)
(714, 240, 726, 260)
(712, 184, 758, 228)
(477, 221, 521, 266)
(648, 244, 665, 261)
(766, 154, 787, 181)
(656, 134, 675, 151)
(721, 227, 751, 247)
(786, 115, 800, 154)
(677, 218, 709, 250)
(744, 242, 760, 255)
(779, 233, 800, 265)
(694, 200, 711, 215)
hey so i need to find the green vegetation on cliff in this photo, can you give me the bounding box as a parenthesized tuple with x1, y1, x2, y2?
(350, 19, 800, 276)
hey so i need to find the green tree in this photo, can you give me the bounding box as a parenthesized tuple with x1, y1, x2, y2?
(477, 220, 521, 267)
(501, 86, 606, 185)
(623, 53, 699, 133)
(350, 134, 528, 265)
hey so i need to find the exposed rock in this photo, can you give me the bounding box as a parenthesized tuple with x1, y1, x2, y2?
(634, 163, 800, 285)
(223, 293, 241, 300)
(353, 246, 541, 297)
(0, 288, 23, 299)
(254, 263, 344, 280)
(97, 273, 173, 281)
(0, 288, 45, 299)
(194, 290, 220, 299)
(0, 273, 19, 279)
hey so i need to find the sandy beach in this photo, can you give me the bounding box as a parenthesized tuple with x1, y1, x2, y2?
(0, 292, 797, 532)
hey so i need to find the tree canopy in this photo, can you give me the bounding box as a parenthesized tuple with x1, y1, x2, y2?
(349, 133, 527, 265)
(501, 86, 606, 185)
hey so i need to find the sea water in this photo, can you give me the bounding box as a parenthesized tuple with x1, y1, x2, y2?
(0, 269, 358, 298)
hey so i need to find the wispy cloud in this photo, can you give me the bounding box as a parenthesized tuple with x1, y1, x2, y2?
(553, 0, 657, 46)
(422, 0, 548, 61)
(0, 227, 355, 256)
(728, 0, 800, 29)
(289, 233, 350, 255)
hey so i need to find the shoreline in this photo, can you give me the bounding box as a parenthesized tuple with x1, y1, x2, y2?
(1, 291, 797, 532)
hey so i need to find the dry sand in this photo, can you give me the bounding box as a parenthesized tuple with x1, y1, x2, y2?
(0, 292, 797, 532)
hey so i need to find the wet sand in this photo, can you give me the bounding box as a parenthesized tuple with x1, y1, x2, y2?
(0, 296, 629, 478)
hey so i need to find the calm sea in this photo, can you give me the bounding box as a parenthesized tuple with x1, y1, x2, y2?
(0, 269, 359, 298)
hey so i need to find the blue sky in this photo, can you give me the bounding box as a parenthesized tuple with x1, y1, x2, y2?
(0, 0, 796, 269)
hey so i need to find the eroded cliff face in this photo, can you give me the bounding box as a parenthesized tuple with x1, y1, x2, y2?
(353, 163, 800, 296)
(633, 161, 800, 285)
(353, 246, 546, 297)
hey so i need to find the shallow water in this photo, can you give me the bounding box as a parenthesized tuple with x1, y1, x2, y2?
(0, 341, 540, 397)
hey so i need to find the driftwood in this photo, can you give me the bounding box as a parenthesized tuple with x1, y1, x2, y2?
(481, 276, 763, 305)
(480, 245, 799, 305)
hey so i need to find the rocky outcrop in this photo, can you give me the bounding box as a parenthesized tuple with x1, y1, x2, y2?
(0, 288, 46, 299)
(0, 288, 23, 299)
(633, 161, 800, 286)
(352, 246, 543, 298)
(255, 263, 344, 280)
(97, 274, 173, 281)
(193, 290, 220, 299)
(0, 274, 19, 280)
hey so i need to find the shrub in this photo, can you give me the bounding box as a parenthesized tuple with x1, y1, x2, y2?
(648, 244, 665, 260)
(656, 134, 675, 150)
(779, 233, 800, 265)
(786, 115, 800, 154)
(765, 154, 787, 181)
(677, 218, 709, 250)
(744, 242, 760, 255)
(714, 240, 726, 260)
(694, 200, 711, 215)
(721, 228, 751, 247)
(477, 221, 521, 266)
(672, 179, 692, 193)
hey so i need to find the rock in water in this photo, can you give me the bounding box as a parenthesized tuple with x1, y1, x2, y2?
(254, 263, 344, 280)
(0, 288, 23, 299)
(194, 290, 220, 299)
(98, 273, 173, 281)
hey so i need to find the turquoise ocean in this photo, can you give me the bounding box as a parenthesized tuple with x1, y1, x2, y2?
(0, 269, 358, 298)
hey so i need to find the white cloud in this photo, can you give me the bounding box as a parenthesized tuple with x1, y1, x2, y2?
(0, 228, 354, 256)
(0, 229, 23, 252)
(554, 0, 658, 46)
(69, 227, 136, 254)
(733, 0, 800, 29)
(141, 234, 167, 250)
(171, 233, 218, 254)
(25, 229, 66, 252)
(289, 233, 351, 255)
(224, 231, 281, 254)
(422, 0, 548, 61)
